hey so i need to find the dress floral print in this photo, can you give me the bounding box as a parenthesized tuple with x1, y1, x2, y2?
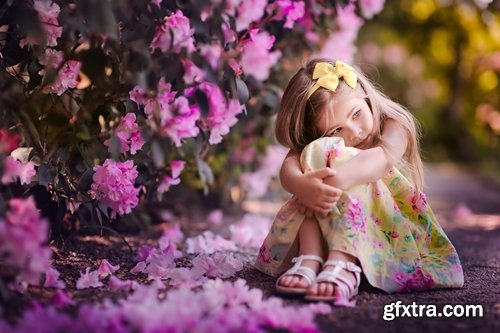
(255, 137, 464, 293)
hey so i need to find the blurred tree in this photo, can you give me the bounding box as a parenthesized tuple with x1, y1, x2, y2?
(357, 0, 500, 167)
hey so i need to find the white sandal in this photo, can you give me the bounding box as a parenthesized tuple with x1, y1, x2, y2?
(304, 259, 362, 302)
(275, 254, 325, 295)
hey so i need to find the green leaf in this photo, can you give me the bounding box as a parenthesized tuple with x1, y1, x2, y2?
(77, 168, 95, 192)
(196, 157, 214, 196)
(37, 164, 55, 187)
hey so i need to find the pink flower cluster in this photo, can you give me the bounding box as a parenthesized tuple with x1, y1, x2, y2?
(241, 29, 281, 81)
(267, 0, 306, 29)
(239, 144, 288, 199)
(130, 79, 201, 147)
(89, 159, 140, 218)
(1, 156, 36, 185)
(197, 82, 244, 144)
(158, 160, 185, 197)
(150, 10, 195, 53)
(359, 0, 386, 19)
(235, 0, 267, 31)
(0, 197, 53, 288)
(38, 48, 81, 96)
(0, 278, 331, 333)
(20, 0, 62, 47)
(104, 113, 144, 155)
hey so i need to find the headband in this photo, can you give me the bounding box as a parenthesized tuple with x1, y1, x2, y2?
(306, 60, 358, 99)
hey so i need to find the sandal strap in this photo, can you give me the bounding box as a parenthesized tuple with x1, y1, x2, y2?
(316, 266, 356, 297)
(279, 254, 325, 286)
(291, 254, 325, 265)
(323, 259, 361, 273)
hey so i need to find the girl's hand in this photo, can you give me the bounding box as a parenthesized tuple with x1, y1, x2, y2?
(294, 168, 342, 217)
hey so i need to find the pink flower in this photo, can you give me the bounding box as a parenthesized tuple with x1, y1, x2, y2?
(1, 156, 36, 185)
(108, 276, 138, 291)
(230, 214, 272, 247)
(44, 267, 66, 289)
(359, 0, 386, 19)
(76, 268, 103, 289)
(89, 159, 140, 218)
(38, 48, 81, 95)
(241, 29, 281, 81)
(51, 290, 74, 308)
(409, 190, 428, 215)
(185, 231, 237, 254)
(198, 82, 243, 144)
(170, 160, 185, 179)
(159, 223, 184, 244)
(0, 197, 52, 286)
(200, 44, 222, 69)
(130, 78, 177, 118)
(98, 259, 120, 278)
(207, 209, 223, 226)
(150, 10, 195, 54)
(240, 170, 271, 199)
(20, 0, 62, 47)
(267, 0, 306, 29)
(191, 253, 243, 278)
(0, 129, 19, 153)
(104, 113, 144, 155)
(183, 59, 205, 84)
(165, 266, 206, 288)
(159, 96, 201, 147)
(235, 0, 267, 31)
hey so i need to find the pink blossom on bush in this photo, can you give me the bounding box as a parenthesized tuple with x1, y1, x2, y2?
(160, 96, 201, 147)
(198, 82, 243, 144)
(89, 159, 140, 218)
(359, 0, 386, 19)
(267, 0, 306, 29)
(130, 78, 177, 118)
(235, 0, 267, 31)
(241, 29, 281, 81)
(38, 48, 81, 96)
(0, 197, 52, 287)
(98, 259, 120, 278)
(183, 59, 205, 84)
(170, 160, 185, 178)
(150, 10, 195, 54)
(1, 156, 36, 185)
(200, 44, 222, 69)
(76, 267, 104, 289)
(104, 113, 144, 155)
(158, 160, 186, 197)
(20, 0, 62, 47)
(240, 170, 271, 199)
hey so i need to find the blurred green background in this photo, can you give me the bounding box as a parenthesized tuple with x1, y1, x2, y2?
(355, 0, 500, 180)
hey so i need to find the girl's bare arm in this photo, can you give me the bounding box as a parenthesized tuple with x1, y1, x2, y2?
(280, 150, 341, 215)
(325, 119, 408, 190)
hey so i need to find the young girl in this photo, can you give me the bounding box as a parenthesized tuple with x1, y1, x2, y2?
(255, 59, 464, 304)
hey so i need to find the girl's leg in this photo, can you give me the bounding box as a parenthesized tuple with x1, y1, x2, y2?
(307, 250, 358, 297)
(279, 216, 325, 288)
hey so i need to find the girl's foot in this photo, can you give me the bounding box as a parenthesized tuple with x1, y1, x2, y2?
(306, 263, 358, 298)
(275, 255, 324, 295)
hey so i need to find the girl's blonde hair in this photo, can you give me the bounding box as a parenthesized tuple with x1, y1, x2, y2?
(275, 58, 424, 191)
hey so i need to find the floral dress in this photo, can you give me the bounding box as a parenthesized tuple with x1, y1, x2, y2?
(255, 137, 464, 293)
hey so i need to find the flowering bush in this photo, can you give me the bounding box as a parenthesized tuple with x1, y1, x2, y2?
(0, 0, 385, 227)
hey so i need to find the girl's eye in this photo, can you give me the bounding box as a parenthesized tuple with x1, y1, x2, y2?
(353, 110, 361, 118)
(331, 128, 342, 135)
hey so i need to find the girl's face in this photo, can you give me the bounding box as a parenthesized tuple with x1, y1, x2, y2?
(316, 95, 375, 149)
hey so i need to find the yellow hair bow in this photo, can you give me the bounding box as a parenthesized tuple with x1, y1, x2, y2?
(307, 61, 358, 99)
